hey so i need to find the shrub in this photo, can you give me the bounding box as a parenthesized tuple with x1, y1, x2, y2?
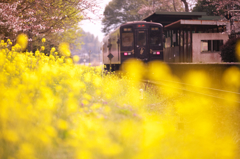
(221, 38, 240, 62)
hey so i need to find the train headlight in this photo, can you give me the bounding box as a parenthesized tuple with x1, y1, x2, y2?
(153, 51, 160, 55)
(124, 52, 131, 56)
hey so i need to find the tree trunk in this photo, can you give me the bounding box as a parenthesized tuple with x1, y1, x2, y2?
(181, 0, 189, 12)
(173, 0, 176, 12)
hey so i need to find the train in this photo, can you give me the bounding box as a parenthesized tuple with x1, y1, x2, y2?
(102, 21, 164, 71)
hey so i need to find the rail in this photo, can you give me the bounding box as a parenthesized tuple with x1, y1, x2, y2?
(143, 79, 240, 104)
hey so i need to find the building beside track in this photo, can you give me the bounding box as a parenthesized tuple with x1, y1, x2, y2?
(143, 12, 240, 63)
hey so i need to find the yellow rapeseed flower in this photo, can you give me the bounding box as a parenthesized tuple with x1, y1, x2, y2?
(184, 70, 210, 88)
(3, 129, 19, 142)
(91, 103, 102, 110)
(17, 33, 28, 51)
(66, 58, 73, 65)
(77, 150, 92, 159)
(73, 55, 80, 62)
(17, 143, 35, 158)
(42, 38, 46, 43)
(50, 47, 56, 53)
(41, 46, 45, 51)
(83, 93, 92, 100)
(59, 42, 71, 56)
(147, 60, 171, 80)
(222, 66, 240, 88)
(122, 58, 145, 82)
(236, 39, 240, 61)
(57, 119, 68, 130)
(0, 36, 239, 159)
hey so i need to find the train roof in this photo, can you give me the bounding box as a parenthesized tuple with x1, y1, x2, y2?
(121, 21, 163, 27)
(103, 21, 163, 41)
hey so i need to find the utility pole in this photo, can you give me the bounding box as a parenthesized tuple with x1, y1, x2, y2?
(88, 50, 91, 65)
(84, 54, 86, 65)
(99, 48, 101, 65)
(225, 10, 240, 39)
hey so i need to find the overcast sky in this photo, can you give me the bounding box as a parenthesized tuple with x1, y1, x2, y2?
(79, 0, 112, 42)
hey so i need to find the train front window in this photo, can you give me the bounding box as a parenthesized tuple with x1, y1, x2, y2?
(122, 33, 134, 47)
(137, 31, 146, 46)
(150, 27, 161, 45)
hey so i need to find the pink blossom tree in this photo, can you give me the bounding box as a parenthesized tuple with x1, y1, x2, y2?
(138, 0, 185, 17)
(0, 0, 100, 51)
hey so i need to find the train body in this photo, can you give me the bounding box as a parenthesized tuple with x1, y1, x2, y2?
(102, 21, 164, 71)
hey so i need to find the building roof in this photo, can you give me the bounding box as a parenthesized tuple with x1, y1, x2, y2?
(143, 12, 207, 26)
(198, 16, 222, 20)
(164, 19, 228, 30)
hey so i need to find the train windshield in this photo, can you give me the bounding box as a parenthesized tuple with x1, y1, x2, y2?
(150, 27, 161, 45)
(137, 31, 146, 46)
(122, 33, 134, 47)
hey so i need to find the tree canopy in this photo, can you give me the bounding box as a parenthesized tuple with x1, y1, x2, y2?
(193, 0, 240, 16)
(102, 0, 185, 35)
(102, 0, 144, 35)
(192, 0, 219, 15)
(0, 0, 99, 51)
(78, 31, 101, 55)
(193, 0, 240, 34)
(71, 30, 101, 58)
(207, 0, 240, 13)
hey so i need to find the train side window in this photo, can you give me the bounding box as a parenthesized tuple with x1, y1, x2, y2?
(150, 27, 161, 45)
(122, 33, 134, 47)
(123, 28, 132, 32)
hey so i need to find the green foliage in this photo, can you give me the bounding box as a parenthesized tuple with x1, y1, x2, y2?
(192, 0, 218, 15)
(193, 0, 240, 16)
(81, 31, 101, 54)
(72, 31, 101, 54)
(102, 0, 184, 35)
(71, 30, 101, 63)
(102, 0, 144, 35)
(30, 25, 83, 54)
(221, 38, 240, 62)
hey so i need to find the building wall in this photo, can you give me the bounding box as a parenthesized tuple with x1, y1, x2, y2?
(192, 33, 229, 62)
(163, 45, 180, 62)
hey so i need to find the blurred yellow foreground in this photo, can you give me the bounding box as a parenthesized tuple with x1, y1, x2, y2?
(0, 35, 240, 159)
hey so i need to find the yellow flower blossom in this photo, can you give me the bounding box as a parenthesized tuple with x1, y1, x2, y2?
(236, 40, 240, 61)
(59, 42, 71, 56)
(17, 33, 28, 51)
(0, 36, 238, 159)
(57, 119, 68, 130)
(42, 38, 46, 43)
(73, 55, 80, 62)
(41, 46, 45, 51)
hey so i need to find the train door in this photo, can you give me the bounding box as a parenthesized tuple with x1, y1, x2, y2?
(135, 29, 149, 61)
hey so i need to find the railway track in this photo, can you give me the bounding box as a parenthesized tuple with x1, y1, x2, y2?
(143, 79, 240, 104)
